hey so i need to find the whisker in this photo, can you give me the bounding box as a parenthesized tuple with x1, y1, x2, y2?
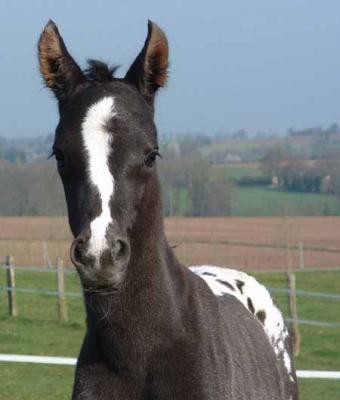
(83, 287, 118, 296)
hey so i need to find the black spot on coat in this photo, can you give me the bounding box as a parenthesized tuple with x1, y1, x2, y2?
(235, 279, 245, 294)
(247, 297, 255, 314)
(202, 272, 216, 277)
(256, 310, 266, 325)
(216, 279, 235, 291)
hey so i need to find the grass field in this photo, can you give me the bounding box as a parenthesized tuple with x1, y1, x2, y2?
(212, 162, 340, 217)
(0, 268, 339, 399)
(232, 186, 340, 217)
(1, 216, 339, 398)
(212, 163, 263, 181)
(165, 184, 340, 217)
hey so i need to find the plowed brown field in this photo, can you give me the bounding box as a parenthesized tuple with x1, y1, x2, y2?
(0, 217, 339, 270)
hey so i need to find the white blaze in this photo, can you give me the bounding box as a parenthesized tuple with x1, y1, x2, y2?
(81, 96, 115, 258)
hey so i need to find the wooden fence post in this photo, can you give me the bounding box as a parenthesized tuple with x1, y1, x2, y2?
(286, 272, 300, 357)
(56, 257, 68, 322)
(43, 241, 52, 269)
(283, 216, 300, 356)
(299, 241, 304, 270)
(6, 255, 17, 317)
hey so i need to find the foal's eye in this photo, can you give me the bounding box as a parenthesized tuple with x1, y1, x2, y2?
(144, 150, 161, 168)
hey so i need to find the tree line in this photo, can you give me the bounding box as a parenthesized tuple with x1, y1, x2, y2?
(0, 156, 233, 217)
(159, 155, 232, 217)
(261, 145, 340, 197)
(1, 125, 340, 217)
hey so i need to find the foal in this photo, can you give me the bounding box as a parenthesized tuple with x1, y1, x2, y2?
(38, 20, 298, 399)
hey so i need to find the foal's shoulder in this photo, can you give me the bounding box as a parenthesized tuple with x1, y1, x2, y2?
(190, 265, 295, 383)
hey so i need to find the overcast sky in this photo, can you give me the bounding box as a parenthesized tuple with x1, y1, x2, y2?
(0, 0, 340, 137)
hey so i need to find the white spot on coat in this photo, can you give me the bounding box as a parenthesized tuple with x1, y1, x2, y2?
(190, 265, 293, 379)
(81, 97, 115, 258)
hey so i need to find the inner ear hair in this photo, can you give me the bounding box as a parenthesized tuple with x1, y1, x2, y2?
(38, 20, 84, 101)
(125, 20, 169, 104)
(144, 21, 169, 90)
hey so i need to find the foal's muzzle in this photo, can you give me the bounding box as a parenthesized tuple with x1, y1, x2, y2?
(70, 232, 130, 285)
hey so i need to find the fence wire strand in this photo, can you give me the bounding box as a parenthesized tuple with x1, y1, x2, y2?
(1, 265, 339, 328)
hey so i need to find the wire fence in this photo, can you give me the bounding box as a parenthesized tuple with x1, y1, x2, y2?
(0, 286, 81, 297)
(2, 281, 340, 300)
(1, 261, 340, 329)
(3, 234, 340, 272)
(1, 260, 339, 382)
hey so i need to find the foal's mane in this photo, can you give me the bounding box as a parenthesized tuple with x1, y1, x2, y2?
(84, 60, 120, 83)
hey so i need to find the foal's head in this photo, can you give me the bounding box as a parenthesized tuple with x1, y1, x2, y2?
(38, 20, 169, 287)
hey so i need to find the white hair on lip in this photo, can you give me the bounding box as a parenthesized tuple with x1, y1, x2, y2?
(81, 96, 116, 258)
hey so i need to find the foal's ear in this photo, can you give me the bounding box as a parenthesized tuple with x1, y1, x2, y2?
(38, 20, 84, 102)
(125, 20, 169, 105)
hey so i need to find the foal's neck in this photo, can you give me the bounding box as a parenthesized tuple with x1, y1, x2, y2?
(83, 174, 178, 324)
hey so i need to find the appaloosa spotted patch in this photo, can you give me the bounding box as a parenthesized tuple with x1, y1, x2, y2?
(190, 265, 294, 382)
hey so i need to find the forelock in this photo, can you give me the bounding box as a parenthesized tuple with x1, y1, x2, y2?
(84, 60, 120, 83)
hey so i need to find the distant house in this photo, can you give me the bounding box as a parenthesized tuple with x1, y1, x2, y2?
(225, 153, 242, 164)
(321, 175, 332, 193)
(271, 176, 279, 187)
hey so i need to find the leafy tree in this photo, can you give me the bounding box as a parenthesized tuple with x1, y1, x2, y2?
(159, 155, 233, 217)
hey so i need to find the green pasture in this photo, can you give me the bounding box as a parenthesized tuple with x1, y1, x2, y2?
(215, 163, 340, 216)
(164, 185, 340, 217)
(231, 186, 340, 216)
(211, 164, 264, 181)
(165, 161, 340, 217)
(0, 268, 339, 399)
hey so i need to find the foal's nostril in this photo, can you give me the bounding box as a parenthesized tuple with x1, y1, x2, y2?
(112, 238, 130, 265)
(70, 235, 88, 268)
